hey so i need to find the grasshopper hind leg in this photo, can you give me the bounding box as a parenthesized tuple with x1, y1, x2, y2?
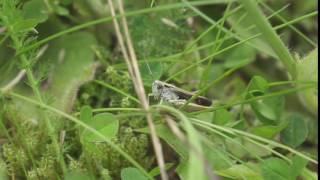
(168, 99, 186, 106)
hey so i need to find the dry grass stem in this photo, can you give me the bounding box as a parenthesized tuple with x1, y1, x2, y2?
(106, 0, 134, 77)
(107, 0, 168, 179)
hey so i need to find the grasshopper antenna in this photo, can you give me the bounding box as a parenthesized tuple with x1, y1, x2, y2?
(143, 57, 155, 103)
(143, 56, 156, 82)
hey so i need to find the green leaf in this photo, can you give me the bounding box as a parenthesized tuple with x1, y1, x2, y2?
(247, 76, 269, 97)
(250, 96, 285, 124)
(296, 48, 318, 115)
(280, 114, 308, 148)
(226, 137, 271, 159)
(13, 19, 39, 32)
(140, 61, 163, 87)
(261, 158, 290, 180)
(22, 0, 48, 24)
(243, 139, 272, 157)
(247, 77, 285, 124)
(195, 111, 214, 123)
(54, 5, 69, 16)
(202, 143, 233, 170)
(213, 109, 232, 125)
(301, 168, 318, 180)
(148, 163, 174, 177)
(250, 120, 288, 139)
(121, 167, 148, 180)
(289, 155, 309, 179)
(216, 163, 263, 180)
(224, 44, 256, 68)
(80, 105, 93, 124)
(251, 101, 277, 123)
(84, 113, 119, 140)
(263, 96, 285, 119)
(81, 113, 119, 152)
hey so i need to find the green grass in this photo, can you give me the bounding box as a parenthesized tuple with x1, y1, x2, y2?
(0, 0, 318, 179)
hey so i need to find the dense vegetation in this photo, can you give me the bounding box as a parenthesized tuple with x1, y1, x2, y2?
(0, 0, 318, 179)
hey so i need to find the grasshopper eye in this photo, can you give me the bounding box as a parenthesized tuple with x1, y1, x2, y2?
(156, 83, 162, 89)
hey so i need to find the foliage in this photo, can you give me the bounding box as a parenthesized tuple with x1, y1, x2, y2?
(0, 0, 317, 179)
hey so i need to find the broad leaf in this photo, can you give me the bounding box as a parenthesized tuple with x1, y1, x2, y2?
(81, 113, 119, 153)
(280, 114, 308, 148)
(249, 120, 288, 139)
(22, 0, 49, 24)
(140, 61, 163, 87)
(246, 76, 268, 97)
(195, 111, 214, 123)
(251, 101, 277, 123)
(213, 109, 232, 125)
(80, 105, 93, 125)
(261, 158, 290, 180)
(217, 163, 263, 180)
(226, 137, 271, 159)
(289, 155, 309, 179)
(148, 163, 174, 177)
(121, 167, 148, 180)
(246, 76, 285, 124)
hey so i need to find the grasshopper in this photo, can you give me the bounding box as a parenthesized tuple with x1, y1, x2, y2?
(144, 58, 213, 111)
(151, 80, 213, 111)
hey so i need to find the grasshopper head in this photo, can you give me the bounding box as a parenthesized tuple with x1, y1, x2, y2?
(152, 80, 164, 99)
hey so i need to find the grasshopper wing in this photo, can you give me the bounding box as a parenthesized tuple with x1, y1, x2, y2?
(172, 87, 212, 107)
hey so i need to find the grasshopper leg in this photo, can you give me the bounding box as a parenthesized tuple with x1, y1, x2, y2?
(168, 99, 186, 106)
